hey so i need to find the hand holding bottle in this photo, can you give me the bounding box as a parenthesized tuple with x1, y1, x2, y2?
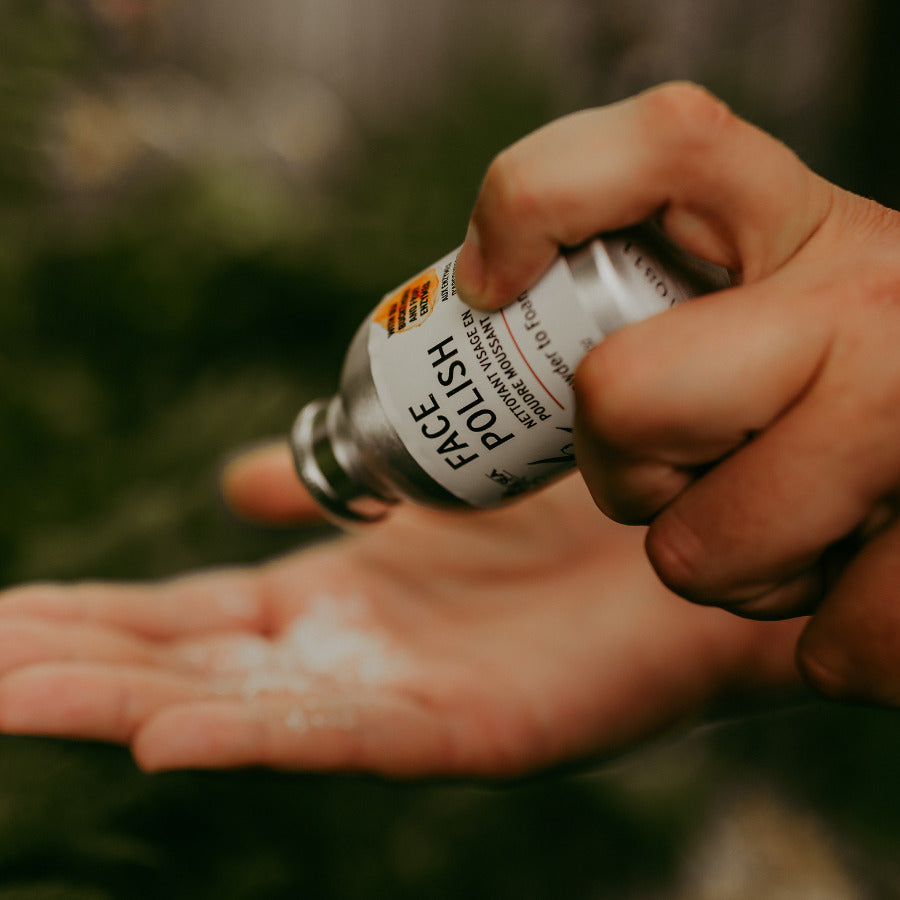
(456, 82, 900, 706)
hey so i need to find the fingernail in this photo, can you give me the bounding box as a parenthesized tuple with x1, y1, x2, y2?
(454, 222, 488, 308)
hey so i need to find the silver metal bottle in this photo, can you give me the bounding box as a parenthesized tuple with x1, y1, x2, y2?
(291, 227, 727, 525)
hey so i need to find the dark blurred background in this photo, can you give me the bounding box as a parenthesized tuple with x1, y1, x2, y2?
(1, 1, 900, 897)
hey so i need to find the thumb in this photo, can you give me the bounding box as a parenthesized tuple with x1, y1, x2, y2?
(221, 441, 324, 525)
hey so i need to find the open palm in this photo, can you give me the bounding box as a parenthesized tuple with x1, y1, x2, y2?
(0, 445, 803, 775)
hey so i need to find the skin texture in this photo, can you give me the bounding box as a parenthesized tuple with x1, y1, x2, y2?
(455, 82, 900, 706)
(0, 443, 803, 775)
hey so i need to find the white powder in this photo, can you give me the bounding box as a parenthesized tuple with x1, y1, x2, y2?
(276, 595, 398, 684)
(282, 705, 357, 734)
(285, 709, 308, 732)
(236, 666, 313, 699)
(180, 593, 405, 724)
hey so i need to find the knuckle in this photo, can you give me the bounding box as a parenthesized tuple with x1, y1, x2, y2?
(592, 468, 686, 527)
(573, 336, 647, 450)
(833, 192, 900, 246)
(477, 146, 542, 229)
(848, 257, 900, 314)
(820, 198, 900, 307)
(645, 511, 710, 601)
(599, 494, 653, 528)
(637, 81, 736, 153)
(581, 468, 644, 526)
(589, 493, 632, 525)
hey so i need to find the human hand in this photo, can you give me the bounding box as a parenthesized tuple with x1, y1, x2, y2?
(454, 82, 900, 706)
(0, 443, 801, 775)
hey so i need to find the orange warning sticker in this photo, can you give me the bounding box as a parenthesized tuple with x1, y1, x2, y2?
(373, 268, 440, 336)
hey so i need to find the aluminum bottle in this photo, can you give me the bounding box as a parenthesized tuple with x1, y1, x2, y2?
(291, 227, 727, 525)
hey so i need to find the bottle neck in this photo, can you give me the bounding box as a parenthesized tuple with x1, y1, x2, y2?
(291, 396, 394, 525)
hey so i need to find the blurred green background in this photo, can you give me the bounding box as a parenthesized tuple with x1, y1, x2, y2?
(2, 1, 900, 897)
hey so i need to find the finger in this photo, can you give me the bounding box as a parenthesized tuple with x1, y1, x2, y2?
(134, 695, 470, 776)
(575, 451, 692, 525)
(0, 618, 162, 674)
(0, 569, 267, 638)
(575, 264, 832, 463)
(574, 199, 900, 608)
(0, 662, 200, 743)
(221, 441, 324, 525)
(796, 517, 900, 705)
(455, 82, 832, 309)
(645, 356, 900, 607)
(704, 568, 825, 621)
(573, 265, 832, 523)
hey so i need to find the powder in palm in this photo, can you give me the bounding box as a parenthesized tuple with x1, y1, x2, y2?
(280, 594, 397, 684)
(193, 593, 406, 702)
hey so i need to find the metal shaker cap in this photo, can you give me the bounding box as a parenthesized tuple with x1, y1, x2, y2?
(290, 397, 394, 525)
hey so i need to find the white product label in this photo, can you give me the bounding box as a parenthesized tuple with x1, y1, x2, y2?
(367, 248, 604, 507)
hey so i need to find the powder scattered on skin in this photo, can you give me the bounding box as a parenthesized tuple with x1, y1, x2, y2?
(283, 705, 357, 734)
(278, 597, 398, 684)
(178, 594, 405, 722)
(285, 710, 308, 732)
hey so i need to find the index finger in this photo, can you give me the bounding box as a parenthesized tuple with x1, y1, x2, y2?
(454, 82, 831, 310)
